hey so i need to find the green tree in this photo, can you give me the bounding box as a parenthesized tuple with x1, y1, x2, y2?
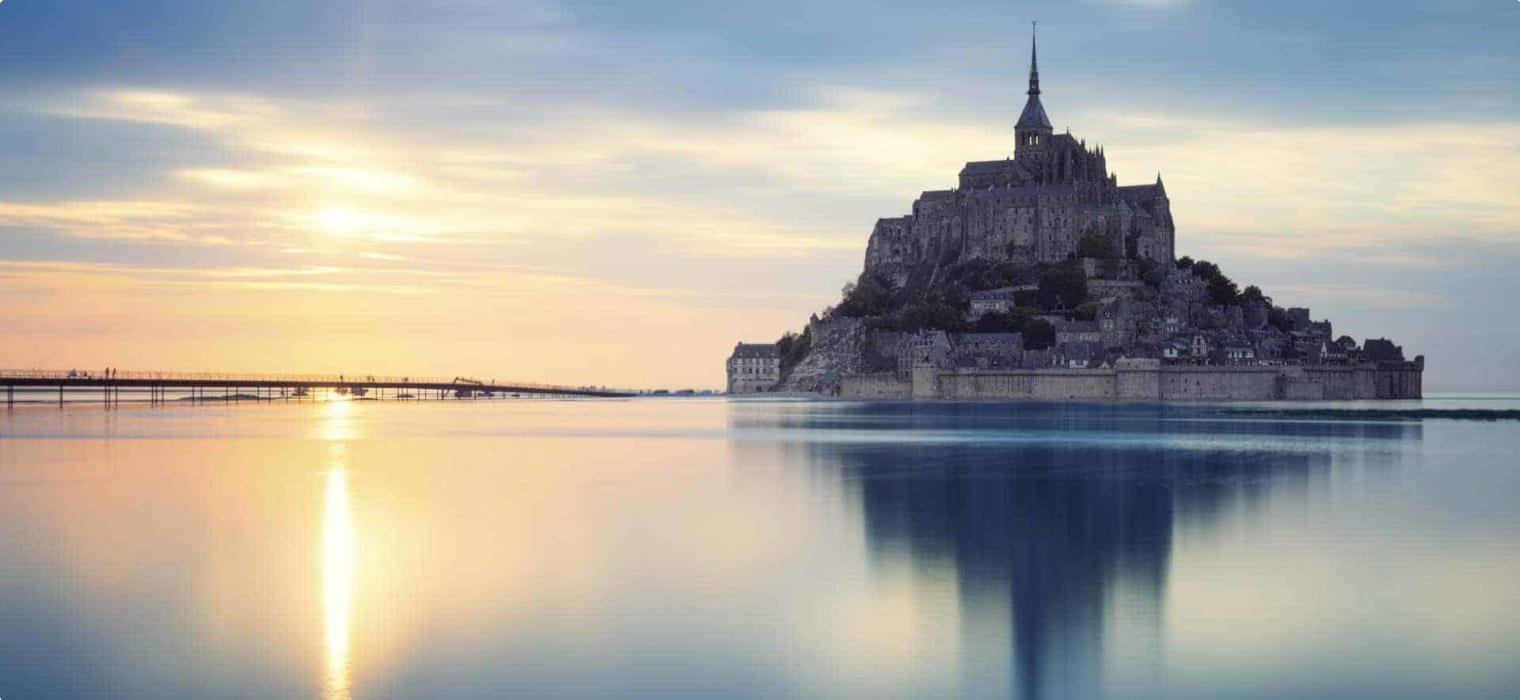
(1207, 274, 1240, 306)
(1074, 301, 1100, 322)
(835, 274, 892, 317)
(1267, 305, 1291, 332)
(1077, 230, 1115, 258)
(1024, 318, 1056, 350)
(776, 328, 812, 375)
(1038, 261, 1088, 310)
(1177, 256, 1195, 270)
(973, 308, 1032, 333)
(1191, 260, 1220, 281)
(897, 302, 965, 333)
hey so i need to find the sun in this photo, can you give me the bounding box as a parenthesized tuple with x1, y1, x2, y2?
(316, 206, 366, 237)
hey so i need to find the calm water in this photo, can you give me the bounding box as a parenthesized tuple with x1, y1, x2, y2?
(2, 398, 1518, 699)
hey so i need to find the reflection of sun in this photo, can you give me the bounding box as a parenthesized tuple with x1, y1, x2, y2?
(321, 397, 355, 442)
(323, 457, 355, 700)
(321, 399, 355, 700)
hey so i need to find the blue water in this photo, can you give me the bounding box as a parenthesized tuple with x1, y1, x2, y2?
(1, 398, 1517, 699)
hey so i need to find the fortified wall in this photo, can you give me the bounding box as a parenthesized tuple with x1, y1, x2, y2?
(840, 358, 1424, 401)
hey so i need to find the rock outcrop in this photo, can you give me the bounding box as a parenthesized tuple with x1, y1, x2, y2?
(776, 317, 868, 395)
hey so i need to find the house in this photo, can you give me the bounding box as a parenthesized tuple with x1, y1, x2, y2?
(1054, 320, 1101, 345)
(1189, 332, 1209, 359)
(1285, 307, 1312, 331)
(726, 342, 781, 393)
(952, 332, 1023, 369)
(898, 331, 953, 372)
(1162, 336, 1190, 361)
(1098, 299, 1150, 347)
(1052, 341, 1103, 369)
(1362, 338, 1405, 362)
(968, 288, 1020, 318)
(1223, 345, 1256, 364)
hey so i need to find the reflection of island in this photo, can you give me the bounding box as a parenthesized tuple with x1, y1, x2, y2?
(776, 402, 1420, 700)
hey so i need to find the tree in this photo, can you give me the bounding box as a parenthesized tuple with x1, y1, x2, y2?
(897, 302, 965, 333)
(1077, 230, 1115, 258)
(1074, 301, 1100, 322)
(835, 274, 892, 317)
(1267, 305, 1291, 332)
(1241, 284, 1270, 306)
(1207, 274, 1240, 306)
(1024, 318, 1056, 350)
(973, 308, 1032, 334)
(974, 311, 1015, 333)
(1191, 260, 1220, 281)
(1177, 256, 1195, 270)
(776, 328, 812, 374)
(1038, 261, 1088, 310)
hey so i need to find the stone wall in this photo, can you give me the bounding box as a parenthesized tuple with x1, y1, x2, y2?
(840, 362, 1423, 401)
(841, 373, 911, 399)
(1158, 367, 1282, 401)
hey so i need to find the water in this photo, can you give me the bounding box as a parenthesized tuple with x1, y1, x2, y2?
(1, 398, 1517, 699)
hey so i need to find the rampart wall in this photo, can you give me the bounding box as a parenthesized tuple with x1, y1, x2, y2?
(839, 361, 1423, 401)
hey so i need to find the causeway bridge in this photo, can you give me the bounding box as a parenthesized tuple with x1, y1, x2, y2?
(1, 369, 635, 407)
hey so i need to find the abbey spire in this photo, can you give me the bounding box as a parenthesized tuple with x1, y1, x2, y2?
(1028, 22, 1041, 96)
(1014, 22, 1053, 155)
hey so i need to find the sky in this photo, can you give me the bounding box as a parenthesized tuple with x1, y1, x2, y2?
(0, 0, 1516, 391)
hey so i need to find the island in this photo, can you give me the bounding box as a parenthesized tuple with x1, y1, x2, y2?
(729, 29, 1423, 401)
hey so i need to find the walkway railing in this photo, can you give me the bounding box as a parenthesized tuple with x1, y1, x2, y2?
(0, 368, 635, 404)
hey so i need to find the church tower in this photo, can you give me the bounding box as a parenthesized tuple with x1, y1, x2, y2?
(1015, 24, 1053, 157)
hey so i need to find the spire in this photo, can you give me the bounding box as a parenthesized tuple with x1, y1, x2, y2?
(1028, 21, 1041, 97)
(1014, 22, 1053, 137)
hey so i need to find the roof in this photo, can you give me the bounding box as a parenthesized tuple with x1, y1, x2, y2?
(960, 160, 1009, 176)
(970, 288, 1018, 301)
(1117, 184, 1159, 203)
(1054, 320, 1100, 334)
(1016, 95, 1052, 131)
(964, 184, 1076, 199)
(1058, 341, 1103, 360)
(730, 343, 779, 359)
(955, 332, 1022, 346)
(1363, 338, 1404, 362)
(1050, 133, 1081, 149)
(919, 189, 956, 201)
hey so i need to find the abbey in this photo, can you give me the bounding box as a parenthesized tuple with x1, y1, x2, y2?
(864, 30, 1175, 282)
(740, 28, 1423, 401)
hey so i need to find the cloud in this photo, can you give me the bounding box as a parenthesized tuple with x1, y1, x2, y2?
(3, 77, 1519, 386)
(1079, 111, 1520, 257)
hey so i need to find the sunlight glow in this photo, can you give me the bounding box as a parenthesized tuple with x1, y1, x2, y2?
(323, 450, 355, 700)
(317, 206, 368, 238)
(320, 397, 356, 442)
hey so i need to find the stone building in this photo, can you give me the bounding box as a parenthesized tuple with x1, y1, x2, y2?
(727, 342, 781, 393)
(968, 287, 1021, 318)
(898, 331, 954, 373)
(953, 332, 1024, 369)
(1054, 320, 1101, 345)
(863, 29, 1175, 287)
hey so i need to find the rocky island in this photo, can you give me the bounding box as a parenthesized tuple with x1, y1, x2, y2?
(730, 30, 1423, 401)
